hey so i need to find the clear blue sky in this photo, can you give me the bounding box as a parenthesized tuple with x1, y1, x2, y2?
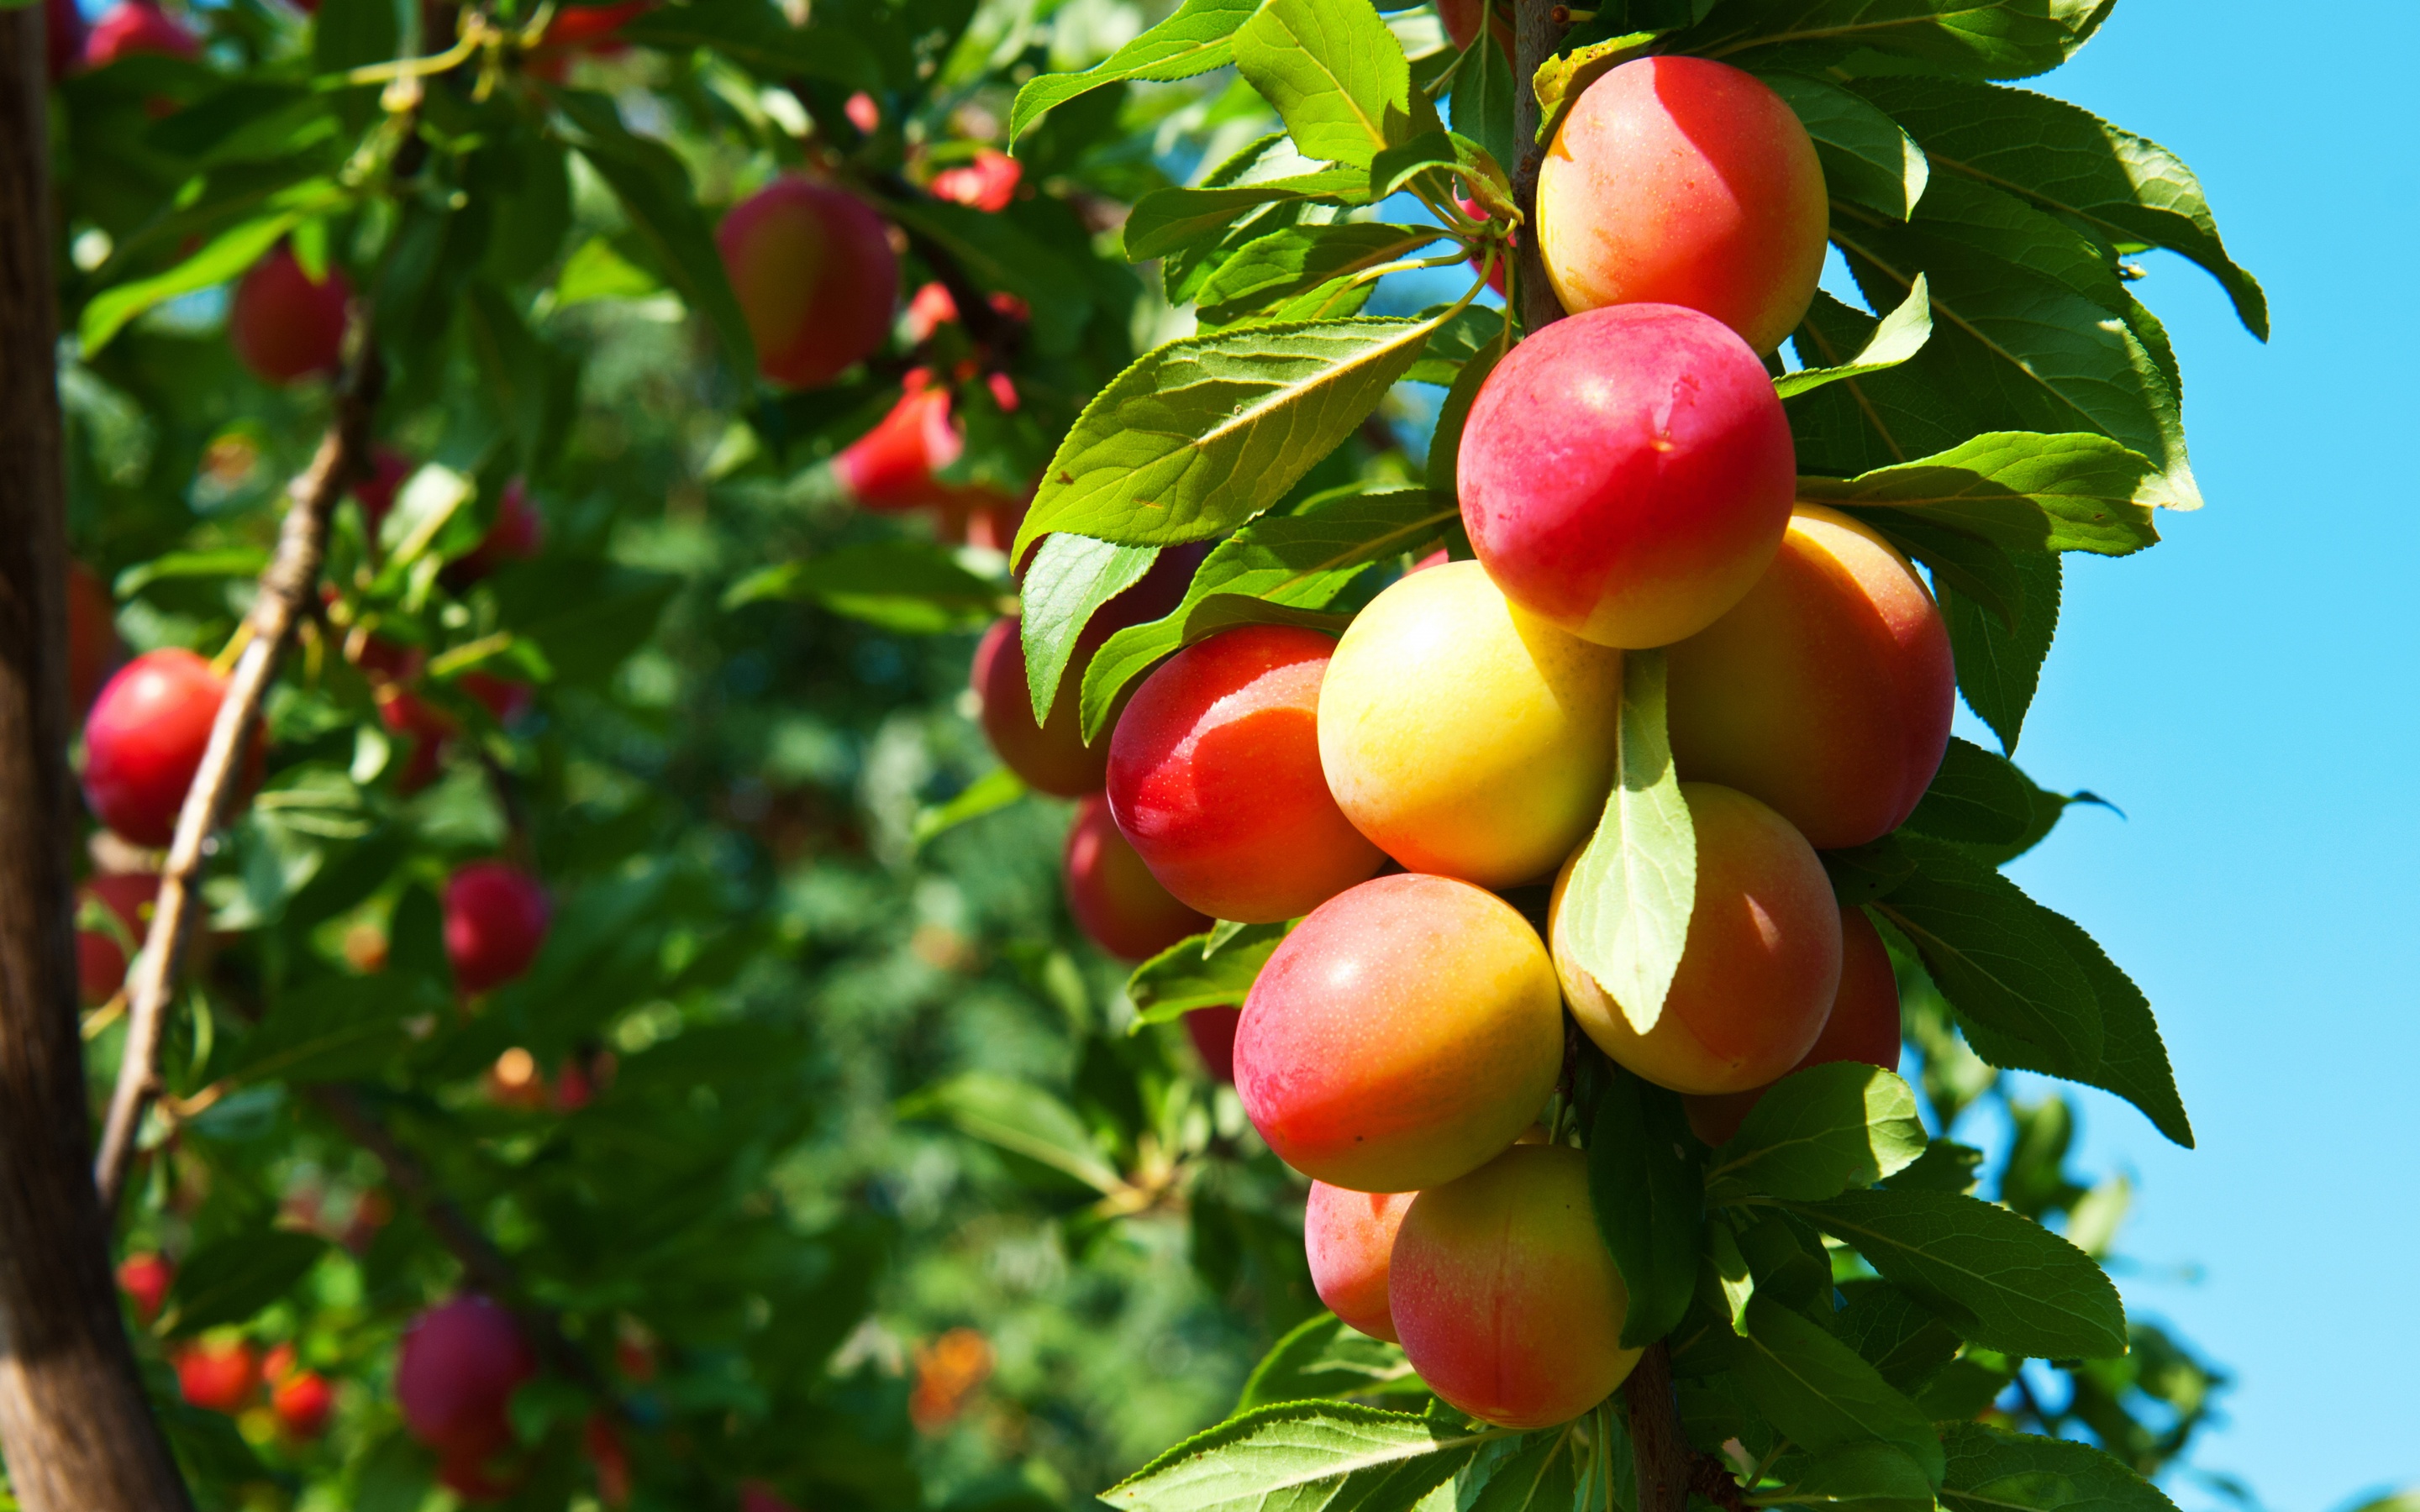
(1964, 3, 2420, 1506)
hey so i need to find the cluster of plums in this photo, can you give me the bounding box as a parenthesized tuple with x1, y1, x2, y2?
(976, 55, 1945, 1429)
(113, 1253, 337, 1440)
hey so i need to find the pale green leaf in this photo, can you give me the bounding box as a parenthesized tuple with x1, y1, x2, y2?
(81, 213, 303, 356)
(1774, 275, 1931, 398)
(897, 1074, 1123, 1194)
(1128, 924, 1290, 1025)
(913, 768, 1028, 848)
(1557, 649, 1694, 1034)
(1102, 1402, 1504, 1512)
(1803, 430, 2161, 556)
(1019, 534, 1160, 722)
(1233, 0, 1431, 171)
(1010, 0, 1260, 145)
(1760, 71, 1928, 220)
(1234, 1313, 1424, 1413)
(1937, 1424, 2180, 1512)
(1704, 1063, 1928, 1204)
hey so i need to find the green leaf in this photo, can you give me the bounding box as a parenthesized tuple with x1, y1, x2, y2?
(1465, 1429, 1582, 1512)
(1944, 549, 2059, 753)
(113, 549, 271, 598)
(1013, 315, 1444, 559)
(1124, 168, 1373, 265)
(722, 541, 1007, 632)
(913, 768, 1028, 848)
(1851, 76, 2266, 339)
(313, 0, 400, 73)
(1009, 0, 1259, 145)
(1773, 275, 1931, 398)
(1101, 1401, 1502, 1512)
(1402, 302, 1507, 386)
(161, 1230, 331, 1336)
(1704, 1063, 1928, 1205)
(1873, 835, 2101, 1080)
(221, 972, 433, 1085)
(1804, 431, 2162, 557)
(1881, 1140, 1984, 1194)
(1791, 1187, 2128, 1360)
(1235, 1312, 1424, 1413)
(1019, 534, 1160, 722)
(1822, 843, 1915, 909)
(1197, 223, 1448, 329)
(897, 1074, 1123, 1194)
(1759, 71, 1928, 220)
(1833, 1281, 1963, 1390)
(1956, 913, 2192, 1150)
(1585, 1063, 1702, 1348)
(1529, 30, 1661, 144)
(1557, 649, 1695, 1034)
(1936, 1423, 2181, 1512)
(553, 236, 661, 306)
(555, 92, 756, 376)
(1829, 181, 2198, 511)
(1734, 1294, 1944, 1487)
(1774, 1442, 1941, 1511)
(1677, 0, 2113, 81)
(1232, 0, 1432, 171)
(880, 197, 1093, 356)
(1128, 924, 1290, 1025)
(1900, 738, 2034, 848)
(81, 212, 302, 355)
(1080, 490, 1456, 740)
(1425, 341, 1501, 499)
(1448, 25, 1518, 194)
(615, 0, 883, 90)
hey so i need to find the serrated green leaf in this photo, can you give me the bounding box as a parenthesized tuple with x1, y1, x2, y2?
(1235, 1312, 1424, 1413)
(1735, 1294, 1945, 1487)
(1197, 223, 1449, 328)
(897, 1074, 1122, 1194)
(1558, 650, 1694, 1033)
(1791, 1188, 2128, 1361)
(1402, 301, 1507, 386)
(1901, 738, 2034, 847)
(1234, 0, 1434, 171)
(1681, 0, 2113, 81)
(1013, 316, 1444, 559)
(1851, 75, 2265, 339)
(1936, 1423, 2181, 1512)
(1080, 490, 1456, 740)
(1876, 835, 2101, 1079)
(1465, 1428, 1581, 1512)
(1126, 168, 1373, 265)
(1102, 1401, 1505, 1512)
(1010, 0, 1259, 145)
(1774, 1441, 1940, 1510)
(1128, 924, 1290, 1025)
(1943, 548, 2059, 752)
(221, 971, 433, 1085)
(1704, 1063, 1928, 1204)
(1425, 340, 1501, 499)
(82, 212, 304, 356)
(1448, 24, 1518, 195)
(1585, 1063, 1702, 1348)
(615, 0, 883, 89)
(1020, 534, 1160, 722)
(1760, 71, 1928, 220)
(1807, 430, 2161, 558)
(1774, 275, 1931, 398)
(1833, 1280, 1963, 1390)
(1822, 843, 1915, 908)
(1881, 1140, 1985, 1195)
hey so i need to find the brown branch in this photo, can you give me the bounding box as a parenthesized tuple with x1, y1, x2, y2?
(1512, 0, 1569, 333)
(92, 328, 385, 1213)
(0, 12, 199, 1509)
(1624, 1341, 1690, 1512)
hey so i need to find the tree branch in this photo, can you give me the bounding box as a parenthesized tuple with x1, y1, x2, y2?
(0, 12, 198, 1508)
(1511, 0, 1568, 333)
(92, 330, 385, 1214)
(1624, 1341, 1690, 1512)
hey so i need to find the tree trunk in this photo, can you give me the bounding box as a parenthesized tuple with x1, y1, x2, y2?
(1511, 0, 1568, 333)
(0, 13, 199, 1509)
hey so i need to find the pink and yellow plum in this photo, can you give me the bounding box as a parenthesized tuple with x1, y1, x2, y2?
(1552, 783, 1840, 1095)
(1538, 56, 1828, 355)
(1234, 874, 1561, 1192)
(1390, 1144, 1640, 1428)
(1457, 304, 1796, 649)
(1305, 1184, 1415, 1341)
(1666, 505, 1954, 849)
(1685, 903, 1902, 1145)
(1107, 626, 1383, 923)
(1062, 794, 1210, 960)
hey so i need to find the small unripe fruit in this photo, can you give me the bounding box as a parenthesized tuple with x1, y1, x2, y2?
(118, 1251, 173, 1321)
(176, 1339, 260, 1414)
(443, 862, 551, 995)
(1235, 874, 1561, 1192)
(1539, 56, 1828, 355)
(85, 0, 198, 66)
(1553, 783, 1841, 1095)
(266, 1345, 336, 1439)
(1667, 506, 1954, 849)
(1305, 1184, 1415, 1341)
(1391, 1144, 1640, 1428)
(1686, 904, 1902, 1145)
(229, 244, 351, 386)
(1319, 560, 1622, 888)
(1186, 1005, 1240, 1084)
(82, 648, 253, 848)
(76, 871, 160, 1005)
(718, 177, 898, 389)
(1457, 304, 1795, 649)
(1108, 626, 1383, 923)
(397, 1295, 536, 1460)
(1064, 794, 1209, 959)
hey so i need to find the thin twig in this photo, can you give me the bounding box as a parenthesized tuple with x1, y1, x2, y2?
(1511, 0, 1569, 333)
(92, 328, 385, 1214)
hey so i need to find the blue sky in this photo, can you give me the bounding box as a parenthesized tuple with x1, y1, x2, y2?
(1959, 3, 2420, 1506)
